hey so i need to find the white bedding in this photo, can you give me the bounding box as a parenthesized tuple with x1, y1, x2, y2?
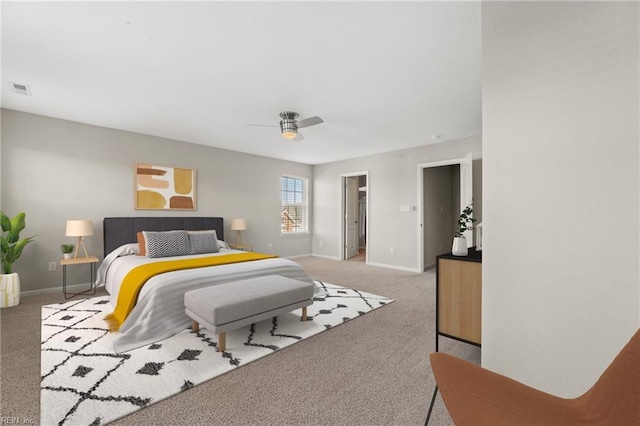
(97, 247, 317, 353)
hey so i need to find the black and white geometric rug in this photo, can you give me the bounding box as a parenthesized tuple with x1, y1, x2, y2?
(41, 282, 393, 425)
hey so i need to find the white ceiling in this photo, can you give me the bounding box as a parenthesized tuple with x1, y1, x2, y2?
(1, 1, 481, 165)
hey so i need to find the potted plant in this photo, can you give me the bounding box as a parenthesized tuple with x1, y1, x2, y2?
(1, 211, 36, 308)
(61, 244, 75, 259)
(452, 203, 476, 256)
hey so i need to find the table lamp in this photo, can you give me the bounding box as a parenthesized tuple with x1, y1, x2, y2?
(65, 219, 93, 259)
(230, 219, 247, 246)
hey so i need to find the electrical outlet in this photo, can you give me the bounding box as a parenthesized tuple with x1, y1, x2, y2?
(48, 261, 57, 272)
(268, 243, 272, 250)
(319, 240, 324, 246)
(390, 247, 395, 255)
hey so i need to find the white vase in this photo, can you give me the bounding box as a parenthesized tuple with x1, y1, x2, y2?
(0, 273, 20, 308)
(452, 237, 468, 256)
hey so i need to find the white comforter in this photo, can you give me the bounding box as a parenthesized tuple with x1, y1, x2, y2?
(98, 247, 316, 353)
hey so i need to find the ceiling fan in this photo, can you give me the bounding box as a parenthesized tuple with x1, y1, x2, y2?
(248, 111, 323, 141)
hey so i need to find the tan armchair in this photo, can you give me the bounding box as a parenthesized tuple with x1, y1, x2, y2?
(429, 329, 639, 425)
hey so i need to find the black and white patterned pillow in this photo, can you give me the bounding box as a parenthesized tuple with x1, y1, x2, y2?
(187, 230, 220, 255)
(143, 230, 190, 258)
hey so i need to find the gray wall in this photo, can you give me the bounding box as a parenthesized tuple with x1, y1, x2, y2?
(482, 2, 639, 396)
(312, 135, 482, 271)
(1, 109, 312, 292)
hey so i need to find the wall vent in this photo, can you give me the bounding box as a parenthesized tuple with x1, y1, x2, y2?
(9, 81, 32, 96)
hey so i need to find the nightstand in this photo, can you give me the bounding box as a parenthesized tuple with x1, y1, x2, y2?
(60, 256, 99, 300)
(229, 244, 253, 252)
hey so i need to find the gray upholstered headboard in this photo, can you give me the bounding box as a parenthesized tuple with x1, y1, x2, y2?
(103, 217, 224, 257)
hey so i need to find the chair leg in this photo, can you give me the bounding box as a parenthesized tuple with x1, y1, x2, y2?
(425, 386, 439, 425)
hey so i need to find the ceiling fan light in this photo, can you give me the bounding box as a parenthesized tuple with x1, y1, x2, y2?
(280, 117, 298, 139)
(282, 130, 297, 139)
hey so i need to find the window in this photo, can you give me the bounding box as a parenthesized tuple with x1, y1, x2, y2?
(281, 175, 308, 234)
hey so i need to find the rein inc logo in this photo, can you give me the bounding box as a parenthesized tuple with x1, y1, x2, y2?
(1, 418, 35, 425)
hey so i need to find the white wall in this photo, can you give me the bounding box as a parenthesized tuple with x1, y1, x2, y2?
(312, 136, 482, 271)
(482, 2, 639, 396)
(0, 109, 3, 211)
(1, 109, 312, 292)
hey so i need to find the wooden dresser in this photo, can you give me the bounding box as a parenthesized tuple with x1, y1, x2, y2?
(435, 248, 482, 350)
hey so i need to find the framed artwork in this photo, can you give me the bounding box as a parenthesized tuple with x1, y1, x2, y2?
(135, 163, 196, 210)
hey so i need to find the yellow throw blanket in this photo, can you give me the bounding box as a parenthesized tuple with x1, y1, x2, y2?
(104, 252, 277, 332)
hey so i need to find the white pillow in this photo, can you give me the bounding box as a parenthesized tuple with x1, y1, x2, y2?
(95, 243, 139, 286)
(217, 239, 230, 250)
(118, 243, 140, 256)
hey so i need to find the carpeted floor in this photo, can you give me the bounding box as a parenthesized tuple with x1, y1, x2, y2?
(1, 255, 480, 425)
(41, 283, 392, 425)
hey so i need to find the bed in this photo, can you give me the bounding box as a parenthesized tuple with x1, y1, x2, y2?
(98, 217, 317, 353)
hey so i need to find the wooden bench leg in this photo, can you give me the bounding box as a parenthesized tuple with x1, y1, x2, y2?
(217, 332, 226, 352)
(192, 320, 199, 332)
(301, 306, 308, 321)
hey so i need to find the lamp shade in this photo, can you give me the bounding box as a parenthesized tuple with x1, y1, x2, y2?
(230, 219, 247, 231)
(65, 220, 94, 237)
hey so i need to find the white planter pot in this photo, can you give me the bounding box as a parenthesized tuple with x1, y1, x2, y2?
(452, 237, 468, 256)
(63, 253, 72, 260)
(0, 273, 20, 308)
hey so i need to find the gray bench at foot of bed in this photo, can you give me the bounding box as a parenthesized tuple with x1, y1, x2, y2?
(184, 275, 314, 352)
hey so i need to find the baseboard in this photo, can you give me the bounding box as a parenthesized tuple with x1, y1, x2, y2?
(285, 253, 314, 259)
(310, 253, 341, 261)
(366, 261, 421, 273)
(309, 254, 420, 272)
(21, 256, 420, 296)
(21, 282, 97, 297)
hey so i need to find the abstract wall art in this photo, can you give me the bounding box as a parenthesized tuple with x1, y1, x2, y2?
(135, 163, 196, 210)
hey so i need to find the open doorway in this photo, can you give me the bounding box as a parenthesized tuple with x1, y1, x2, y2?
(422, 164, 460, 269)
(417, 153, 473, 272)
(341, 172, 368, 263)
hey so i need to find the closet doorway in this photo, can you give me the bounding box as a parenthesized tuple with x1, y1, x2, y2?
(341, 172, 368, 263)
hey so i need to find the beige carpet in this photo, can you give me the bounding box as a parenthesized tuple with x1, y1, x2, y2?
(1, 255, 480, 425)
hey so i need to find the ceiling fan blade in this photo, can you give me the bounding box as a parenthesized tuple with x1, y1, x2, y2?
(296, 116, 323, 128)
(247, 123, 278, 128)
(293, 132, 305, 142)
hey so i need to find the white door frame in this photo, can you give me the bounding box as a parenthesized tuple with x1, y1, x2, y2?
(340, 171, 369, 264)
(416, 154, 473, 272)
(345, 176, 359, 259)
